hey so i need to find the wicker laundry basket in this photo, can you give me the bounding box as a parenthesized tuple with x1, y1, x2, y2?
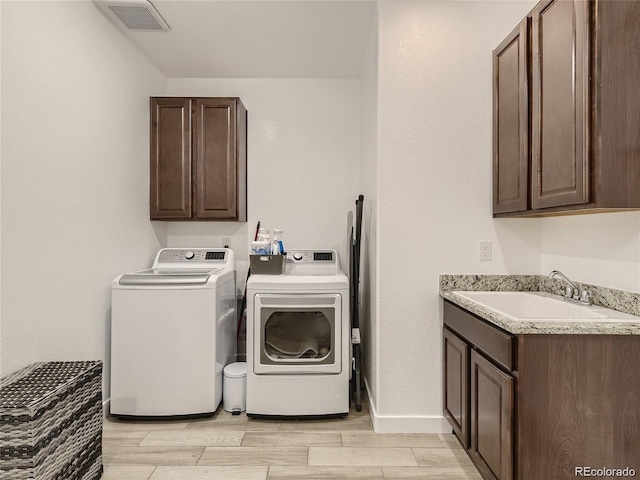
(0, 361, 104, 480)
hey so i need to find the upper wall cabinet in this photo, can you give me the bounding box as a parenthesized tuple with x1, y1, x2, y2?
(150, 97, 247, 221)
(492, 0, 640, 217)
(531, 0, 589, 210)
(493, 19, 529, 214)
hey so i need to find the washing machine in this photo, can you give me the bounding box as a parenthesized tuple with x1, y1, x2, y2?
(246, 249, 350, 417)
(110, 248, 236, 417)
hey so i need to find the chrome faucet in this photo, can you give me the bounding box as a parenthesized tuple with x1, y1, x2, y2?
(549, 270, 591, 306)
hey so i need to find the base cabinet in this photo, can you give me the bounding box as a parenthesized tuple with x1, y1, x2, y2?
(443, 300, 514, 480)
(443, 328, 469, 448)
(443, 299, 640, 480)
(470, 350, 513, 480)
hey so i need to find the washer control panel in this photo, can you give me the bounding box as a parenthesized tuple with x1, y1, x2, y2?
(156, 249, 227, 263)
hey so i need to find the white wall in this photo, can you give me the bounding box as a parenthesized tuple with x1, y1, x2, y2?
(373, 0, 538, 431)
(166, 78, 361, 291)
(540, 213, 640, 292)
(1, 1, 167, 397)
(359, 11, 380, 412)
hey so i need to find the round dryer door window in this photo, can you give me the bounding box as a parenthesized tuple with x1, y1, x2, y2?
(263, 310, 334, 362)
(253, 293, 343, 374)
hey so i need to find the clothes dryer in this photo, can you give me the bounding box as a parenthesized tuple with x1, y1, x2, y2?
(246, 249, 350, 417)
(111, 248, 236, 417)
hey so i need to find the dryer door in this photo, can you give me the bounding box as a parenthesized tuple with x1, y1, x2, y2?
(253, 294, 342, 374)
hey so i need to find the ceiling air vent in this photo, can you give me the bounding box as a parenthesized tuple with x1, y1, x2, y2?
(94, 0, 170, 32)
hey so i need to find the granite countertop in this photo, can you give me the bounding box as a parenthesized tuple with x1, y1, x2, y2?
(439, 274, 640, 335)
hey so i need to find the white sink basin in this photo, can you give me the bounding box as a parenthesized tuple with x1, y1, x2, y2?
(453, 291, 640, 322)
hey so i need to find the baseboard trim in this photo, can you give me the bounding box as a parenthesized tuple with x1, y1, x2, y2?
(364, 378, 451, 434)
(102, 398, 110, 418)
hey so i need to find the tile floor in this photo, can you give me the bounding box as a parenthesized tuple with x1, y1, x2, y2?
(102, 399, 482, 480)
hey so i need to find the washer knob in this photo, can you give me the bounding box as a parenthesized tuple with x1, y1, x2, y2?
(293, 252, 303, 261)
(185, 251, 195, 260)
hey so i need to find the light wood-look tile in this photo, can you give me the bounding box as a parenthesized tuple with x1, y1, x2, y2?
(149, 466, 268, 480)
(267, 466, 384, 479)
(103, 430, 150, 447)
(101, 402, 484, 479)
(105, 417, 189, 431)
(242, 431, 341, 447)
(103, 446, 204, 466)
(102, 465, 156, 480)
(344, 404, 371, 419)
(198, 447, 308, 466)
(139, 430, 244, 447)
(412, 447, 475, 467)
(308, 447, 417, 467)
(464, 467, 484, 479)
(277, 417, 372, 432)
(438, 433, 464, 449)
(342, 432, 443, 448)
(187, 413, 279, 431)
(383, 466, 484, 479)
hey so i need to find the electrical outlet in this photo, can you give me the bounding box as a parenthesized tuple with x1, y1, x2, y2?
(222, 237, 232, 248)
(478, 241, 492, 261)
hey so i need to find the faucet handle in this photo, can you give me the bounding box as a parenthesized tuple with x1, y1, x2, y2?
(580, 290, 591, 305)
(564, 286, 574, 298)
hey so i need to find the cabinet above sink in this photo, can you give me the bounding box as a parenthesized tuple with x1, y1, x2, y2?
(492, 0, 640, 217)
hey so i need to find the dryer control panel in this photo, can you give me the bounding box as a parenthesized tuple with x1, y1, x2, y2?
(285, 250, 341, 275)
(287, 250, 334, 263)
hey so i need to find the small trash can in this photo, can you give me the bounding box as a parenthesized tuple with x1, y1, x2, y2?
(223, 362, 246, 414)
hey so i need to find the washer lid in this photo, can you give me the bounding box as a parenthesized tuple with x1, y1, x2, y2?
(118, 268, 221, 286)
(224, 362, 247, 378)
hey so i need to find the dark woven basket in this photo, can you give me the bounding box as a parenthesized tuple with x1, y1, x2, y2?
(0, 361, 104, 480)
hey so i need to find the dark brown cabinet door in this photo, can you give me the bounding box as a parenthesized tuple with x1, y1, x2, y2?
(470, 350, 513, 480)
(193, 98, 247, 221)
(150, 97, 247, 221)
(150, 98, 192, 219)
(531, 0, 589, 209)
(443, 328, 469, 447)
(493, 19, 529, 214)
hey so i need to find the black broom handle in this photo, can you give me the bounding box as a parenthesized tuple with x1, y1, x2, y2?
(237, 221, 261, 339)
